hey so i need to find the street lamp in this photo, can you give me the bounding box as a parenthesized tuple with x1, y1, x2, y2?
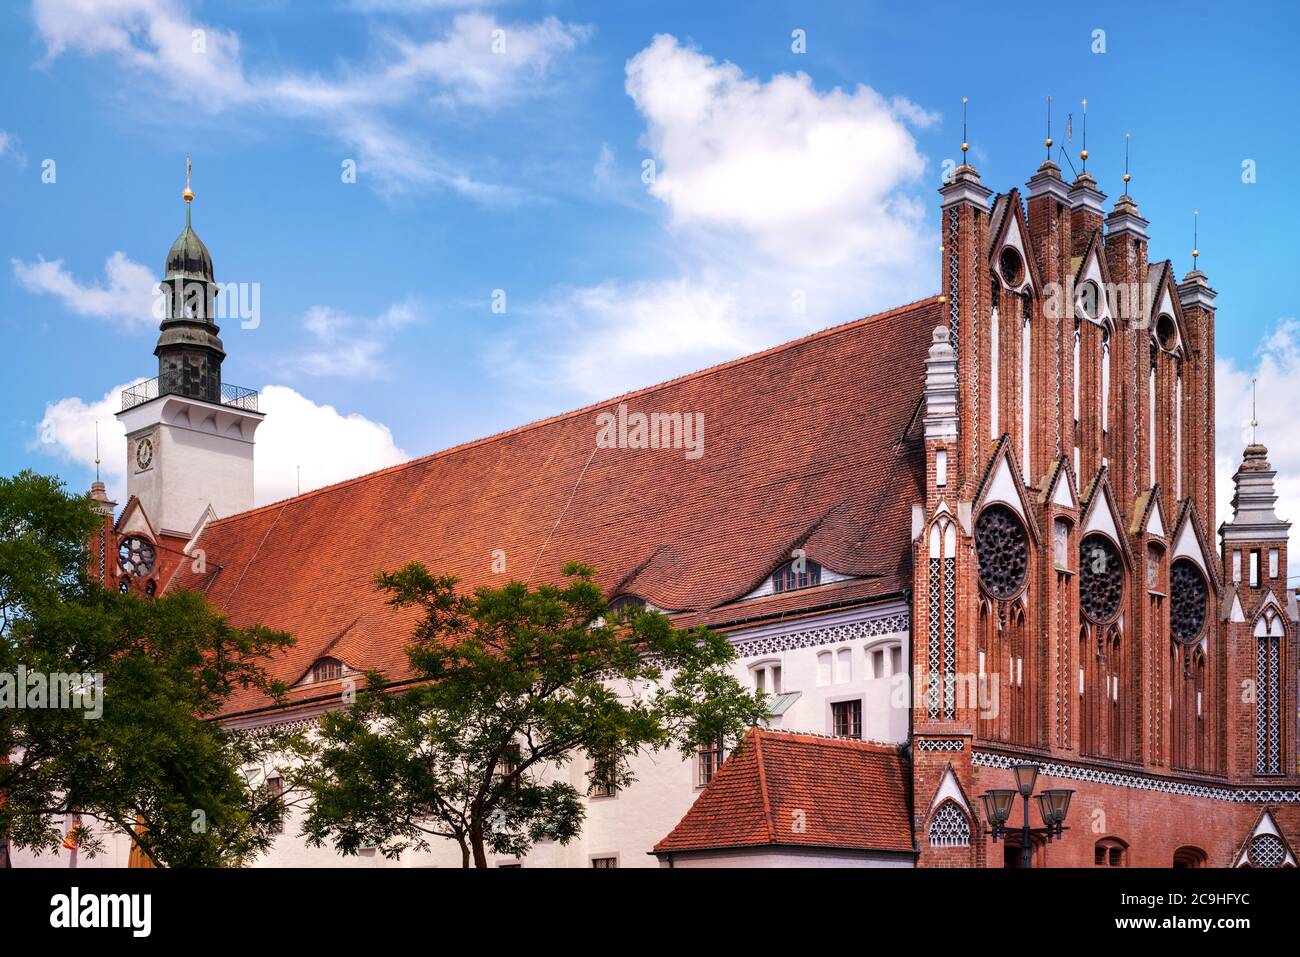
(981, 762, 1073, 868)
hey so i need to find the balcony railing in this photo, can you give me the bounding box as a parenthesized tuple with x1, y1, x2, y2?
(121, 376, 260, 413)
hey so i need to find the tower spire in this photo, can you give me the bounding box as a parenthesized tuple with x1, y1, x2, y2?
(1123, 132, 1131, 195)
(1251, 377, 1258, 444)
(1192, 209, 1200, 270)
(1044, 95, 1053, 162)
(960, 96, 969, 162)
(1079, 98, 1088, 171)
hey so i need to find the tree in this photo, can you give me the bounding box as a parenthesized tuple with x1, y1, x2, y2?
(293, 561, 768, 867)
(0, 471, 295, 866)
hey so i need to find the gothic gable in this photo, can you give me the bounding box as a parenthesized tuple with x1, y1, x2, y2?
(1171, 498, 1219, 586)
(973, 437, 1041, 542)
(988, 189, 1041, 294)
(1079, 468, 1130, 565)
(1072, 229, 1115, 327)
(1039, 454, 1078, 510)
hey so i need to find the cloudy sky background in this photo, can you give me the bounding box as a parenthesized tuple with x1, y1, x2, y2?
(1, 0, 1297, 568)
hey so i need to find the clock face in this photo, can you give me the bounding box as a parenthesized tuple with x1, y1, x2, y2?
(135, 436, 154, 471)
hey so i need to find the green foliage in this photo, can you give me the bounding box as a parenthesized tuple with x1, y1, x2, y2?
(0, 470, 294, 866)
(294, 560, 768, 867)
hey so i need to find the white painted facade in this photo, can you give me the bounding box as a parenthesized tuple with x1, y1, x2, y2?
(116, 393, 263, 539)
(11, 602, 910, 869)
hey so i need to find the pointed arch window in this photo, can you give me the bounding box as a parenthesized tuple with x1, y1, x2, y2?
(1022, 293, 1032, 480)
(928, 800, 970, 847)
(1255, 612, 1285, 775)
(1100, 328, 1111, 434)
(927, 518, 958, 719)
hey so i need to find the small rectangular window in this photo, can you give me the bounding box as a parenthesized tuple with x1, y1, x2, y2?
(1269, 549, 1280, 579)
(264, 776, 284, 836)
(697, 744, 720, 787)
(591, 856, 618, 869)
(1250, 551, 1259, 588)
(935, 448, 948, 487)
(832, 699, 862, 739)
(1232, 551, 1242, 583)
(871, 648, 885, 679)
(890, 645, 903, 677)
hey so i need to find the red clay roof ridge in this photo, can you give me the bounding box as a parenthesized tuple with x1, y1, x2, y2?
(205, 294, 942, 530)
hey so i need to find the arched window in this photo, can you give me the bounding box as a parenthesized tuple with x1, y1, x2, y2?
(750, 660, 782, 694)
(1094, 838, 1128, 867)
(928, 800, 970, 847)
(974, 504, 1029, 600)
(1173, 846, 1207, 868)
(310, 657, 344, 683)
(1022, 293, 1032, 479)
(835, 647, 852, 684)
(1079, 534, 1123, 624)
(816, 651, 832, 687)
(608, 594, 646, 615)
(1170, 559, 1208, 644)
(867, 641, 903, 680)
(1100, 328, 1111, 433)
(771, 559, 822, 593)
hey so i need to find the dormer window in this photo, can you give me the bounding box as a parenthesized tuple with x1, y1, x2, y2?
(608, 595, 646, 615)
(310, 657, 343, 683)
(771, 560, 822, 593)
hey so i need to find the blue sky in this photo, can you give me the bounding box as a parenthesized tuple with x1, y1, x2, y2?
(2, 0, 1299, 535)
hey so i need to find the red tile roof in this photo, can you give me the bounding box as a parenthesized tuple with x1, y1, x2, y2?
(167, 296, 940, 717)
(654, 728, 914, 854)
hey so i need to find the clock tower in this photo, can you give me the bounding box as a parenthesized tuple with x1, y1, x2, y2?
(115, 162, 265, 544)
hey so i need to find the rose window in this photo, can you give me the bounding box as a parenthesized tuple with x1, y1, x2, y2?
(975, 504, 1029, 600)
(1170, 559, 1208, 644)
(1079, 534, 1123, 623)
(119, 536, 156, 577)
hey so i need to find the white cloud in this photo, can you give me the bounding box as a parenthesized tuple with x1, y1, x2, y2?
(12, 252, 159, 329)
(493, 35, 935, 399)
(1216, 319, 1300, 557)
(0, 130, 24, 165)
(625, 34, 930, 270)
(30, 1, 592, 193)
(33, 381, 408, 508)
(253, 385, 408, 504)
(298, 300, 420, 378)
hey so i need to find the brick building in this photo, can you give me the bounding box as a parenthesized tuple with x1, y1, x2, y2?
(36, 147, 1300, 869)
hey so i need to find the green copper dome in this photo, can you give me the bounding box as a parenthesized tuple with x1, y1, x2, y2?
(163, 205, 215, 284)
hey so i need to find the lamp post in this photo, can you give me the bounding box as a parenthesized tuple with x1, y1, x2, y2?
(980, 762, 1073, 868)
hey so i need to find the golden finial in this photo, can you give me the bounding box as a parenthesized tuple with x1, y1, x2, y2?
(94, 421, 101, 482)
(183, 153, 194, 203)
(1192, 209, 1199, 266)
(1079, 99, 1088, 167)
(1045, 95, 1053, 158)
(1122, 132, 1132, 194)
(960, 97, 969, 155)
